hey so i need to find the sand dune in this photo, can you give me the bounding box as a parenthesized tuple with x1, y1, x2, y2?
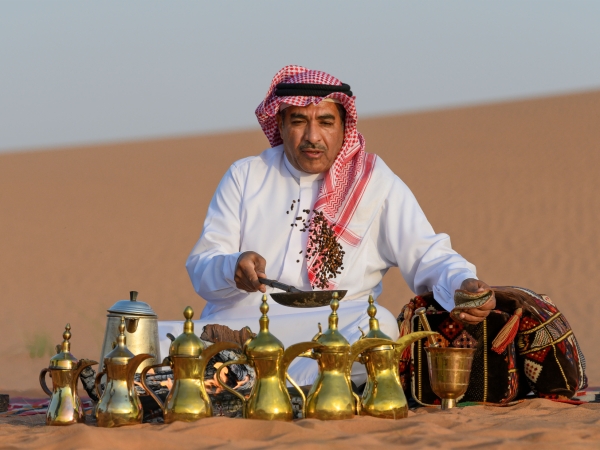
(1, 90, 599, 394)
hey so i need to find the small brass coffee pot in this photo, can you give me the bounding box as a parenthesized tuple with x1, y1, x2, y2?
(303, 293, 393, 420)
(140, 306, 240, 423)
(356, 296, 437, 419)
(217, 295, 322, 421)
(95, 317, 154, 427)
(39, 324, 97, 425)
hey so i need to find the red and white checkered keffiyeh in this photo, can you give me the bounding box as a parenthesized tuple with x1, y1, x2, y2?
(255, 65, 377, 289)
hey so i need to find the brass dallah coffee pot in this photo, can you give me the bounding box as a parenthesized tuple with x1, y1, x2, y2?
(39, 324, 97, 425)
(303, 293, 393, 420)
(95, 317, 154, 427)
(217, 295, 322, 421)
(140, 306, 241, 423)
(356, 296, 438, 419)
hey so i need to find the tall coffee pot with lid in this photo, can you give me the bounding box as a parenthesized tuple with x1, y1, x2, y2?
(95, 318, 154, 427)
(39, 324, 97, 425)
(217, 295, 322, 421)
(140, 306, 241, 423)
(302, 293, 392, 420)
(99, 291, 160, 373)
(355, 296, 437, 419)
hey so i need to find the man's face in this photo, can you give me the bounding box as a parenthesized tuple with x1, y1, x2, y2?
(276, 102, 345, 174)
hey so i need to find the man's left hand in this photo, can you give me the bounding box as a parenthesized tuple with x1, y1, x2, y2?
(452, 278, 496, 325)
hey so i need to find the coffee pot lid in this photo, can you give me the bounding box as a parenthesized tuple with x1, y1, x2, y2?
(245, 295, 284, 357)
(316, 292, 349, 347)
(364, 295, 392, 340)
(104, 317, 135, 362)
(107, 291, 157, 317)
(169, 307, 205, 357)
(49, 324, 79, 370)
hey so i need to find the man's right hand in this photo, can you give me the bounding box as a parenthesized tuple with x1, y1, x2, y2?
(234, 251, 267, 293)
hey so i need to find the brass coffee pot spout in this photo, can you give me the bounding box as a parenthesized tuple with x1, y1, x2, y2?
(39, 324, 98, 426)
(217, 295, 321, 421)
(124, 291, 140, 333)
(95, 317, 154, 427)
(140, 306, 240, 423)
(127, 353, 153, 389)
(357, 296, 438, 419)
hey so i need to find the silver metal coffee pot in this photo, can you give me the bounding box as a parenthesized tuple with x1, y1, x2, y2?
(99, 291, 160, 372)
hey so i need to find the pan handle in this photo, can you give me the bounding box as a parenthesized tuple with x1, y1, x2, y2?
(258, 278, 302, 293)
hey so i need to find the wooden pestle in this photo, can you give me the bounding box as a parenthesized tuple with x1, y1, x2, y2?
(415, 307, 439, 347)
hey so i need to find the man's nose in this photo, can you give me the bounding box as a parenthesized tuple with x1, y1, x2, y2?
(303, 121, 322, 144)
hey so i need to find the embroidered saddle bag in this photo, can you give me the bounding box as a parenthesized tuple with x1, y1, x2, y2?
(397, 286, 587, 405)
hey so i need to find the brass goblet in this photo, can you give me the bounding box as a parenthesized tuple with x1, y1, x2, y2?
(425, 347, 476, 410)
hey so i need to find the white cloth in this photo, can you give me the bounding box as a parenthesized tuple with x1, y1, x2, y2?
(164, 145, 477, 386)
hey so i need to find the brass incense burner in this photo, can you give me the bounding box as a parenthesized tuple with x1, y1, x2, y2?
(39, 324, 97, 426)
(217, 295, 322, 421)
(356, 297, 437, 419)
(140, 307, 240, 423)
(425, 347, 475, 409)
(95, 318, 154, 427)
(302, 293, 392, 420)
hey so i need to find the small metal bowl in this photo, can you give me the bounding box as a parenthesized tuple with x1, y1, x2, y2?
(269, 290, 347, 308)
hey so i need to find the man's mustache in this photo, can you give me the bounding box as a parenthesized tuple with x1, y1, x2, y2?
(299, 142, 327, 152)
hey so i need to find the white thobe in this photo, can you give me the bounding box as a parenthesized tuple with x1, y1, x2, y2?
(158, 145, 477, 386)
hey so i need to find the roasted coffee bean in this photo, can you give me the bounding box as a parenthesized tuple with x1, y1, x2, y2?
(304, 211, 345, 289)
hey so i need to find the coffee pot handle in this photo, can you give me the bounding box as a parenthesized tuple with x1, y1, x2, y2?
(140, 361, 171, 413)
(352, 391, 362, 415)
(285, 373, 308, 418)
(39, 368, 52, 397)
(216, 358, 248, 413)
(94, 371, 106, 399)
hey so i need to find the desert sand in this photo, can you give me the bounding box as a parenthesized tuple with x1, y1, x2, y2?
(1, 400, 599, 449)
(1, 90, 599, 446)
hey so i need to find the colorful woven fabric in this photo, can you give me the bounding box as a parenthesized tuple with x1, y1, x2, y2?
(255, 65, 377, 288)
(397, 286, 588, 406)
(503, 287, 588, 397)
(0, 397, 94, 418)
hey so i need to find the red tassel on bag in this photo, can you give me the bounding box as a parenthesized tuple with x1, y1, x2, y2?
(491, 308, 523, 354)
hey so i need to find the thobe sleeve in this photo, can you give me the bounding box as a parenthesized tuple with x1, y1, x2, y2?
(378, 176, 477, 311)
(185, 165, 245, 303)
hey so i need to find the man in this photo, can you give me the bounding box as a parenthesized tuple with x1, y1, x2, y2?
(183, 65, 495, 387)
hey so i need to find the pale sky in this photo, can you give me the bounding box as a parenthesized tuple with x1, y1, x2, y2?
(1, 1, 599, 153)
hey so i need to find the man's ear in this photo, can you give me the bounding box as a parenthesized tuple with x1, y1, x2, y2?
(276, 112, 284, 135)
